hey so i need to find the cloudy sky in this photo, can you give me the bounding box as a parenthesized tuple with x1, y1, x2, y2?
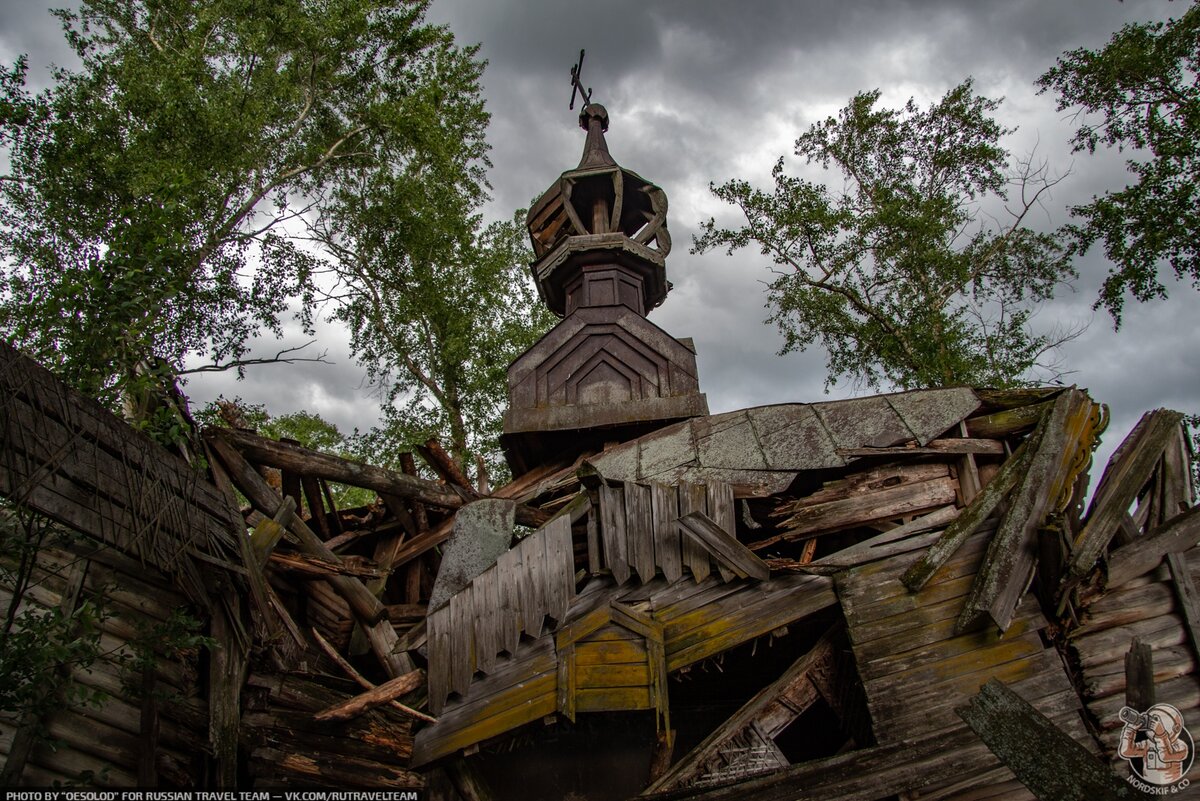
(1, 0, 1196, 481)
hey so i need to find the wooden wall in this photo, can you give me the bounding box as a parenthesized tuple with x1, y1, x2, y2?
(0, 538, 208, 786)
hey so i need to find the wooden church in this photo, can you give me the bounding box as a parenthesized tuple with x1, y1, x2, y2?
(1, 89, 1198, 801)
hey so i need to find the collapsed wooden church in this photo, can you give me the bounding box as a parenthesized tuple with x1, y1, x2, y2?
(2, 98, 1199, 800)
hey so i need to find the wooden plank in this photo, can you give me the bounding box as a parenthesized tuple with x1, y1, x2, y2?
(811, 505, 959, 572)
(1106, 505, 1200, 589)
(766, 476, 959, 544)
(577, 663, 651, 688)
(600, 483, 631, 584)
(679, 482, 711, 581)
(1125, 636, 1155, 711)
(959, 390, 1099, 632)
(473, 566, 500, 674)
(546, 514, 574, 623)
(1167, 551, 1200, 669)
(667, 577, 838, 670)
(215, 427, 465, 511)
(449, 586, 475, 697)
(427, 605, 451, 715)
(557, 642, 576, 722)
(411, 670, 557, 766)
(707, 482, 736, 582)
(956, 679, 1134, 800)
(1064, 410, 1184, 587)
(677, 512, 769, 581)
(576, 686, 653, 712)
(575, 638, 647, 666)
(627, 482, 656, 584)
(647, 628, 837, 793)
(496, 547, 522, 654)
(587, 501, 601, 575)
(313, 670, 424, 722)
(520, 530, 547, 636)
(838, 437, 1007, 457)
(652, 482, 682, 583)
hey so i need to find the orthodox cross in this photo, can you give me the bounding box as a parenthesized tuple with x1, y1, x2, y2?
(569, 49, 592, 110)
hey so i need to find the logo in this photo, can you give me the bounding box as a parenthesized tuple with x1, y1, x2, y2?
(1118, 704, 1194, 793)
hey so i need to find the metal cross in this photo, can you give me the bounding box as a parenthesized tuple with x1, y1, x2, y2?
(569, 49, 592, 110)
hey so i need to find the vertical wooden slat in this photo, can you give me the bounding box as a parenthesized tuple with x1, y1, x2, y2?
(300, 474, 330, 538)
(652, 482, 682, 583)
(546, 514, 574, 623)
(600, 484, 631, 584)
(626, 482, 656, 584)
(427, 605, 450, 715)
(586, 500, 602, 575)
(521, 532, 547, 636)
(449, 586, 475, 697)
(496, 547, 522, 653)
(706, 482, 736, 582)
(680, 482, 710, 581)
(473, 567, 499, 674)
(557, 642, 577, 723)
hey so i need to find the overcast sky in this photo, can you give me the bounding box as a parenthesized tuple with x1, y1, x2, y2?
(1, 0, 1196, 484)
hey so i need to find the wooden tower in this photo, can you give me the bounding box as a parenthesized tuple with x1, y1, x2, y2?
(501, 102, 709, 474)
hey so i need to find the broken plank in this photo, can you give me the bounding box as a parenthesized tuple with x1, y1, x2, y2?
(956, 679, 1134, 801)
(601, 483, 631, 585)
(627, 482, 656, 584)
(901, 442, 1032, 592)
(652, 482, 682, 583)
(1105, 505, 1200, 590)
(313, 670, 425, 722)
(677, 512, 769, 581)
(679, 482, 711, 581)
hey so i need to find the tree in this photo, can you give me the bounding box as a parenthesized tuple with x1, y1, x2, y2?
(311, 194, 553, 483)
(695, 80, 1076, 390)
(0, 0, 489, 409)
(1037, 3, 1200, 326)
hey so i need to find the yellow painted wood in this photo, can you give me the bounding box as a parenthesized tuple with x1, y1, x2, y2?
(580, 624, 642, 642)
(557, 643, 576, 722)
(576, 686, 653, 712)
(412, 672, 557, 766)
(576, 638, 647, 666)
(577, 663, 651, 688)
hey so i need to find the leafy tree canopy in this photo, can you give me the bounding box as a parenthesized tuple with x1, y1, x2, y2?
(1038, 2, 1200, 325)
(0, 0, 489, 405)
(695, 80, 1075, 390)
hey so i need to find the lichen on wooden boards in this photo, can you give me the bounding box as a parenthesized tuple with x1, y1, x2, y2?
(957, 679, 1134, 801)
(957, 389, 1102, 632)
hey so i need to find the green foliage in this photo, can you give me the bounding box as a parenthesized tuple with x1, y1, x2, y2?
(0, 0, 489, 408)
(316, 195, 554, 481)
(695, 81, 1075, 390)
(0, 513, 106, 730)
(1038, 3, 1200, 326)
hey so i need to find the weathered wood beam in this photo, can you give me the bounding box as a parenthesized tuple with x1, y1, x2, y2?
(959, 390, 1099, 632)
(1105, 505, 1200, 589)
(1062, 409, 1184, 591)
(268, 550, 381, 579)
(902, 440, 1032, 592)
(966, 400, 1054, 439)
(313, 669, 425, 722)
(418, 438, 476, 493)
(207, 434, 412, 677)
(677, 512, 769, 581)
(211, 427, 468, 509)
(311, 628, 435, 724)
(956, 678, 1134, 801)
(837, 437, 1006, 457)
(1125, 637, 1155, 711)
(645, 627, 837, 794)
